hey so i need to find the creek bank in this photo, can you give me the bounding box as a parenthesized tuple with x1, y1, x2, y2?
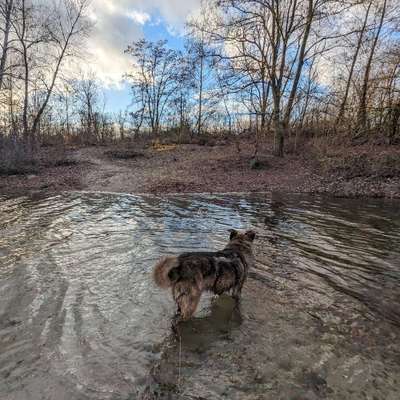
(0, 141, 399, 199)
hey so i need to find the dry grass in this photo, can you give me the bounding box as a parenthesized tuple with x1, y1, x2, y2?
(104, 149, 144, 160)
(0, 136, 39, 175)
(309, 138, 400, 180)
(0, 136, 77, 175)
(1, 132, 399, 198)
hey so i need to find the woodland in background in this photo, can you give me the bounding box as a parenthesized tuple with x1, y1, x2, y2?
(0, 0, 399, 175)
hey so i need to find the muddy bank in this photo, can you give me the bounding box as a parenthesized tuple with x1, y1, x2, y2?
(0, 141, 399, 198)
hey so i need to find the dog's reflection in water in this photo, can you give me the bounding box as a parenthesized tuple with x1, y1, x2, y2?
(178, 294, 243, 346)
(140, 294, 243, 400)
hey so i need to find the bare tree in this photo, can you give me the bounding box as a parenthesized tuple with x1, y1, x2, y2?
(73, 73, 102, 143)
(187, 7, 212, 136)
(30, 0, 91, 137)
(117, 110, 129, 140)
(125, 39, 180, 135)
(12, 0, 90, 141)
(206, 0, 331, 155)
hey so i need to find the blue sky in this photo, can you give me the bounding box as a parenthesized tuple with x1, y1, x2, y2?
(103, 19, 186, 114)
(84, 0, 200, 114)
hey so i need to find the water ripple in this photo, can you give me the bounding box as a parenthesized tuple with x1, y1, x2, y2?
(0, 192, 399, 399)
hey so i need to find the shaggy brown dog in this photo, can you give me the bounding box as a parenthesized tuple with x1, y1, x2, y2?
(153, 229, 256, 328)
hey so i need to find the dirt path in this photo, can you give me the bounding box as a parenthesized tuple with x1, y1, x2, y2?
(73, 143, 325, 195)
(75, 147, 139, 193)
(74, 144, 400, 198)
(1, 142, 399, 198)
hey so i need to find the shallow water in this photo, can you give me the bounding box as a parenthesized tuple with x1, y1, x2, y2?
(0, 192, 399, 400)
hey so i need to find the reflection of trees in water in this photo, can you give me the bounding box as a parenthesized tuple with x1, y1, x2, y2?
(140, 195, 263, 253)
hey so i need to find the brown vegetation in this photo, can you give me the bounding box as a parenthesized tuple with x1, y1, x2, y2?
(1, 135, 398, 199)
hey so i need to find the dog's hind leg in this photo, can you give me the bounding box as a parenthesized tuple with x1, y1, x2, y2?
(171, 291, 201, 339)
(171, 308, 182, 338)
(173, 274, 203, 321)
(178, 291, 201, 321)
(171, 290, 201, 338)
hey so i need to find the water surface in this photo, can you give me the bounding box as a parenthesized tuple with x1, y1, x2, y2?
(0, 192, 399, 399)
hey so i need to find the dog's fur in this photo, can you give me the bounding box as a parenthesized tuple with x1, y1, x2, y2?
(153, 229, 256, 325)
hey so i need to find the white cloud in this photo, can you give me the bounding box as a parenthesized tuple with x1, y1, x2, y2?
(126, 10, 151, 25)
(83, 0, 201, 87)
(144, 0, 202, 26)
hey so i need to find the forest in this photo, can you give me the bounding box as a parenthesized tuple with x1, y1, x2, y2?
(0, 0, 399, 196)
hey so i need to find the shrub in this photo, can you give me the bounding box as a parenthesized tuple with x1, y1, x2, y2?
(104, 149, 144, 159)
(0, 135, 39, 175)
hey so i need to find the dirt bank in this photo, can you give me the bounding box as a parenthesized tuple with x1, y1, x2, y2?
(0, 140, 399, 198)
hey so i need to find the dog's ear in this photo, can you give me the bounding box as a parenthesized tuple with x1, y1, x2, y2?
(245, 230, 256, 242)
(229, 229, 239, 240)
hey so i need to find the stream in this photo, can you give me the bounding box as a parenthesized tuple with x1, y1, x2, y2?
(0, 192, 399, 399)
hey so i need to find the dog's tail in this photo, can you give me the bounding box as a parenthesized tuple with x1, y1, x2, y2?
(153, 256, 179, 289)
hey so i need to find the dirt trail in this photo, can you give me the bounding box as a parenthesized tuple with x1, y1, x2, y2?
(75, 147, 140, 193)
(1, 142, 399, 198)
(73, 143, 323, 195)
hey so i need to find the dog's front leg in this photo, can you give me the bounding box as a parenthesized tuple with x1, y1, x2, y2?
(232, 287, 242, 309)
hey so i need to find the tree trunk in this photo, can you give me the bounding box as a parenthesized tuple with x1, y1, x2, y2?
(357, 0, 387, 133)
(275, 0, 314, 157)
(197, 46, 204, 136)
(273, 92, 285, 157)
(274, 119, 285, 157)
(65, 95, 70, 137)
(389, 102, 400, 144)
(19, 0, 29, 140)
(336, 0, 372, 127)
(284, 0, 314, 124)
(22, 49, 29, 140)
(0, 0, 13, 91)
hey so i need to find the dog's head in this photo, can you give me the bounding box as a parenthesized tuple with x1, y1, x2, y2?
(229, 229, 256, 247)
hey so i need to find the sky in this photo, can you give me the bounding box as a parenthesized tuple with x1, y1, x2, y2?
(84, 0, 201, 114)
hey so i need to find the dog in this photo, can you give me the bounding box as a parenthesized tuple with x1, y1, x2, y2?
(153, 229, 256, 329)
